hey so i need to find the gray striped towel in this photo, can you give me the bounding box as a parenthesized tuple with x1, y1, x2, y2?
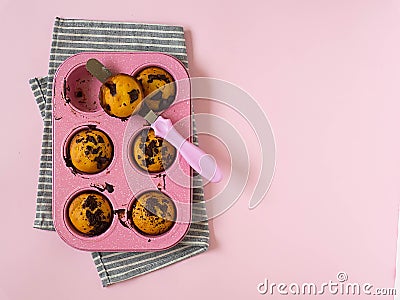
(29, 17, 209, 287)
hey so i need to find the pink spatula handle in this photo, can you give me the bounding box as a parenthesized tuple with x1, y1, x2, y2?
(151, 116, 222, 183)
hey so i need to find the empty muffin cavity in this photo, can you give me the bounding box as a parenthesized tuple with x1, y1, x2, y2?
(64, 64, 103, 113)
(65, 126, 114, 175)
(66, 191, 114, 237)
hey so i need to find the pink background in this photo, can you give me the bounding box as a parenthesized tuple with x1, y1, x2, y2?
(1, 0, 399, 299)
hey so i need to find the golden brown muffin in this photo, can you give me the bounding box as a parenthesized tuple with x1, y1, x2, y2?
(68, 192, 113, 236)
(99, 74, 143, 118)
(131, 191, 176, 235)
(132, 128, 176, 173)
(135, 67, 175, 112)
(68, 128, 113, 174)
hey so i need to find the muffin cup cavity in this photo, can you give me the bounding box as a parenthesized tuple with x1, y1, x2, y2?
(127, 127, 177, 174)
(64, 126, 114, 176)
(128, 190, 177, 236)
(64, 64, 103, 113)
(65, 190, 114, 238)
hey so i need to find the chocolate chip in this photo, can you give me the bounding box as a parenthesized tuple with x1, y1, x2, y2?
(94, 155, 110, 169)
(145, 157, 155, 166)
(86, 135, 98, 145)
(97, 135, 104, 144)
(91, 147, 101, 154)
(145, 142, 155, 157)
(128, 89, 139, 103)
(86, 208, 111, 236)
(104, 82, 117, 96)
(147, 74, 170, 84)
(82, 195, 99, 210)
(75, 90, 83, 98)
(84, 145, 93, 155)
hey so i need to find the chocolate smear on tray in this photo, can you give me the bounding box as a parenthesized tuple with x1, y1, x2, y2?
(63, 155, 77, 175)
(114, 209, 129, 228)
(90, 182, 115, 193)
(63, 79, 71, 104)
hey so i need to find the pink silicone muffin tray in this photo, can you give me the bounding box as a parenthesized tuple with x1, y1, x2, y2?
(52, 52, 192, 252)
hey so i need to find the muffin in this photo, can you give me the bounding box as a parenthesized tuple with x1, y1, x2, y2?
(68, 192, 113, 236)
(131, 191, 176, 235)
(68, 128, 113, 174)
(99, 73, 143, 118)
(135, 67, 175, 112)
(132, 128, 176, 173)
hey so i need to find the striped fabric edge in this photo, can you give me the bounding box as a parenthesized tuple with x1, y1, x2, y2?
(54, 17, 185, 31)
(29, 77, 55, 230)
(28, 77, 48, 120)
(93, 244, 207, 287)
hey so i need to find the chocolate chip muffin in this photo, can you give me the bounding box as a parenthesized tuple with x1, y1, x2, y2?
(135, 67, 175, 112)
(68, 192, 113, 236)
(68, 128, 113, 174)
(132, 128, 176, 173)
(130, 190, 176, 235)
(99, 73, 143, 118)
